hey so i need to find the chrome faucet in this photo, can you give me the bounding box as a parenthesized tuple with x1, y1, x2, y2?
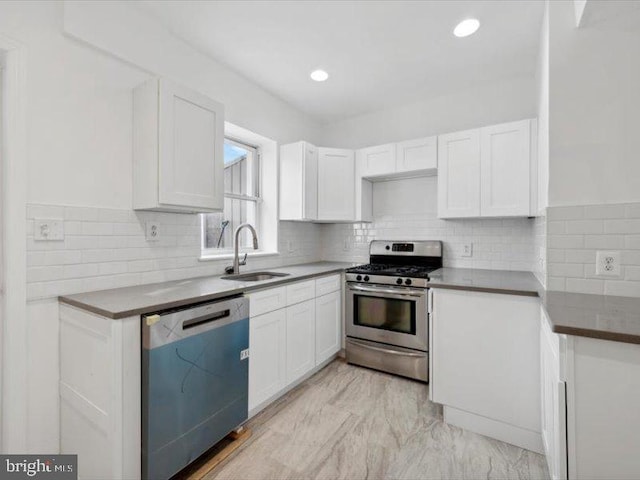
(225, 223, 259, 274)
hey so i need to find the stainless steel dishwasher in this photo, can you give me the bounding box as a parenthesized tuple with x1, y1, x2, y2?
(142, 295, 249, 480)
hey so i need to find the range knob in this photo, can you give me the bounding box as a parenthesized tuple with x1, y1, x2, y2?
(405, 278, 412, 286)
(364, 275, 370, 282)
(396, 278, 403, 285)
(356, 275, 362, 281)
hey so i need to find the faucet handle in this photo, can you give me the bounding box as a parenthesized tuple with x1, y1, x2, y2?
(239, 253, 248, 266)
(224, 265, 235, 274)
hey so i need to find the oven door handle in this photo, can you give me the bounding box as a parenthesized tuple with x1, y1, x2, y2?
(348, 339, 426, 358)
(348, 285, 425, 298)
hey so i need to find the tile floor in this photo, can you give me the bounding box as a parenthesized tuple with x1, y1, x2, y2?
(207, 359, 550, 480)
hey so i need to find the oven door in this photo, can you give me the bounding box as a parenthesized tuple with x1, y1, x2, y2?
(346, 282, 428, 351)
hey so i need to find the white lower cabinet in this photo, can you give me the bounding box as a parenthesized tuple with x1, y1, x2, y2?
(540, 309, 567, 480)
(315, 291, 341, 365)
(286, 299, 316, 384)
(248, 309, 286, 411)
(248, 274, 342, 415)
(564, 335, 640, 479)
(430, 288, 543, 453)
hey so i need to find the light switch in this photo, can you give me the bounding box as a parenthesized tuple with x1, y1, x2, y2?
(34, 218, 64, 241)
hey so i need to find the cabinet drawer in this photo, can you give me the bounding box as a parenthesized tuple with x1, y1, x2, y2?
(286, 280, 316, 306)
(248, 286, 287, 317)
(315, 274, 341, 297)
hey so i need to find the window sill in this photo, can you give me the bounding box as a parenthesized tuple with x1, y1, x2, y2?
(198, 250, 280, 262)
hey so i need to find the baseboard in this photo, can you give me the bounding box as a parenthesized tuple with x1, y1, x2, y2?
(444, 406, 544, 454)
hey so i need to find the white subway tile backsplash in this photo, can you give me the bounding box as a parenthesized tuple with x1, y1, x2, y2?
(604, 219, 640, 234)
(565, 220, 603, 234)
(566, 278, 605, 295)
(625, 266, 640, 281)
(625, 236, 640, 250)
(26, 204, 323, 301)
(548, 235, 584, 249)
(546, 201, 640, 298)
(564, 249, 596, 264)
(322, 212, 538, 273)
(623, 251, 640, 265)
(604, 281, 640, 297)
(548, 263, 584, 278)
(547, 276, 566, 291)
(584, 234, 625, 249)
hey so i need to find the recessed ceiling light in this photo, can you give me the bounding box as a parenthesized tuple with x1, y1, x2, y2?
(310, 69, 329, 82)
(453, 18, 480, 38)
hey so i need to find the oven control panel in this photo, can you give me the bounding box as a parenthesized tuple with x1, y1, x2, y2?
(346, 273, 428, 288)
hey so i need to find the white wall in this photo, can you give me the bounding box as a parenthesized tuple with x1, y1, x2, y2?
(0, 0, 323, 453)
(320, 75, 537, 149)
(536, 1, 550, 213)
(549, 0, 640, 207)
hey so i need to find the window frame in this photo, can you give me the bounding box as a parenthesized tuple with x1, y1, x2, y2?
(200, 136, 263, 257)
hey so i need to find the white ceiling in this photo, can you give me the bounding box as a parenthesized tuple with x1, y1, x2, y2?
(135, 0, 544, 124)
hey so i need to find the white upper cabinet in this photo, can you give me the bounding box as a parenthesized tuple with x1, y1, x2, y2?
(437, 129, 481, 218)
(396, 136, 437, 173)
(356, 143, 396, 177)
(133, 78, 224, 213)
(317, 148, 355, 221)
(279, 141, 318, 221)
(480, 119, 532, 217)
(438, 119, 536, 219)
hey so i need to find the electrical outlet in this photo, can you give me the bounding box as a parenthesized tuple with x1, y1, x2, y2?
(596, 251, 621, 277)
(34, 218, 64, 241)
(287, 240, 295, 253)
(462, 243, 473, 257)
(145, 222, 161, 241)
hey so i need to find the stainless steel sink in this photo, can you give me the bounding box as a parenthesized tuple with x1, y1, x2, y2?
(221, 271, 290, 282)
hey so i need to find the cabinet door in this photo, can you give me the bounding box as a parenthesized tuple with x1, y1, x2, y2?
(285, 299, 316, 385)
(315, 291, 341, 365)
(279, 141, 317, 221)
(480, 119, 531, 217)
(431, 289, 540, 434)
(437, 129, 480, 218)
(249, 309, 286, 411)
(356, 143, 396, 177)
(158, 79, 224, 210)
(317, 148, 355, 221)
(396, 136, 437, 173)
(540, 312, 567, 480)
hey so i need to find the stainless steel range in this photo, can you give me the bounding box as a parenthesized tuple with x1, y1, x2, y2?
(345, 240, 442, 382)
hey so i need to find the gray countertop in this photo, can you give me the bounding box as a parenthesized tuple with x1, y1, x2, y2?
(428, 267, 640, 345)
(428, 268, 543, 297)
(59, 261, 354, 319)
(541, 291, 640, 345)
(60, 261, 640, 346)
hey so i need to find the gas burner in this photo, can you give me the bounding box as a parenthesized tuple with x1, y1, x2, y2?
(345, 240, 443, 287)
(345, 264, 438, 279)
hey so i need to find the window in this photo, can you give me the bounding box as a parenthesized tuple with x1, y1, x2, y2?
(202, 137, 260, 252)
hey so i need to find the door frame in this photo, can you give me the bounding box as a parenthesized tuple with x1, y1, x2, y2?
(0, 33, 28, 453)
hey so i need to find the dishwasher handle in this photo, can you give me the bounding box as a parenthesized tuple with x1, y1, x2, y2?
(182, 309, 230, 330)
(143, 295, 249, 350)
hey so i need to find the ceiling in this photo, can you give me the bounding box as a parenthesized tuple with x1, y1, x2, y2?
(135, 0, 544, 124)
